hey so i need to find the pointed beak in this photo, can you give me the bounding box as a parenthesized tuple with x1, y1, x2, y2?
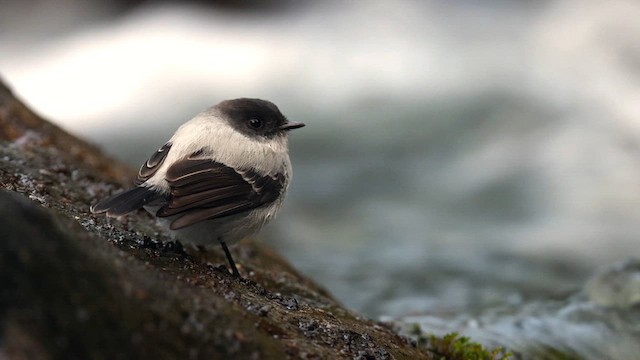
(279, 121, 305, 131)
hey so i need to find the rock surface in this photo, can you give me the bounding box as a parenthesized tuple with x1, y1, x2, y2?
(0, 79, 432, 359)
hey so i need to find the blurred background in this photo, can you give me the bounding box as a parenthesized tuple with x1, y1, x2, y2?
(3, 0, 640, 324)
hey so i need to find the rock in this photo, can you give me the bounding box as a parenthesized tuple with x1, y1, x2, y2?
(0, 79, 432, 359)
(585, 259, 640, 308)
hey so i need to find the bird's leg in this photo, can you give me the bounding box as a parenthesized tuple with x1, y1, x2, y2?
(219, 239, 241, 277)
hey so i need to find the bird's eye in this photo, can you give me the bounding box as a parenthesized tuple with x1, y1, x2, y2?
(248, 118, 263, 129)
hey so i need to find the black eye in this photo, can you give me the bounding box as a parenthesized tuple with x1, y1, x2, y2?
(248, 118, 263, 129)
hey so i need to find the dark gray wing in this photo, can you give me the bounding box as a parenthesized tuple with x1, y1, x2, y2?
(156, 158, 285, 230)
(135, 142, 172, 185)
(91, 142, 171, 216)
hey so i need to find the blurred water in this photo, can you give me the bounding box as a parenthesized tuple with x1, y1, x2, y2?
(3, 0, 640, 356)
(396, 295, 640, 359)
(393, 259, 640, 359)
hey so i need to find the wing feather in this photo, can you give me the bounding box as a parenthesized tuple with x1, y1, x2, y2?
(168, 201, 249, 230)
(135, 142, 171, 185)
(92, 142, 170, 216)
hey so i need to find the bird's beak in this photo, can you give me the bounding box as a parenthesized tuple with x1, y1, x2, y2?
(279, 121, 306, 131)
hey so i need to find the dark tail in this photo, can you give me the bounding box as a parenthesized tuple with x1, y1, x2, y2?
(91, 186, 163, 216)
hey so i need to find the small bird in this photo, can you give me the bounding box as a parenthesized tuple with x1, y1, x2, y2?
(91, 98, 305, 277)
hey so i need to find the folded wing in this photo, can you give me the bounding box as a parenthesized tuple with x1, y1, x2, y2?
(157, 156, 285, 230)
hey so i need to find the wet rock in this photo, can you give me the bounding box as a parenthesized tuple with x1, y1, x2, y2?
(585, 258, 640, 308)
(0, 79, 432, 359)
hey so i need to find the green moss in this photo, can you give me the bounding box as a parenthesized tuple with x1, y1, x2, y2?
(408, 324, 512, 360)
(429, 333, 512, 360)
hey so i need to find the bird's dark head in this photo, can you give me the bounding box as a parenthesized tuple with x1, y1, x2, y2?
(217, 98, 305, 139)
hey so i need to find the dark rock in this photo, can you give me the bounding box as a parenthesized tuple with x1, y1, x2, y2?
(0, 79, 432, 359)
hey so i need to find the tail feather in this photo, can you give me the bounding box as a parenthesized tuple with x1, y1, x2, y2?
(91, 186, 163, 216)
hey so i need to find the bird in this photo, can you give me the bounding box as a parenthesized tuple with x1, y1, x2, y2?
(91, 98, 305, 277)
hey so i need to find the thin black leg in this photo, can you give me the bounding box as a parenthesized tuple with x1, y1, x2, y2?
(220, 240, 241, 277)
